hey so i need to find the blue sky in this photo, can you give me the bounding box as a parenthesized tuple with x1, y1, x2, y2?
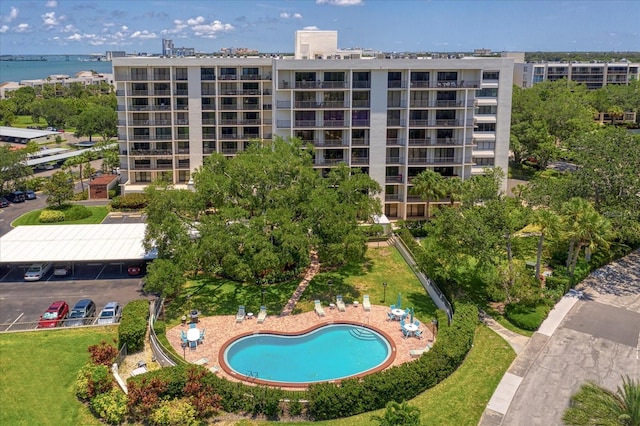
(1, 0, 639, 55)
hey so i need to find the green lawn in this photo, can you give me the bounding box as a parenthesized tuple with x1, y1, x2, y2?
(165, 246, 438, 325)
(0, 327, 117, 426)
(11, 206, 109, 226)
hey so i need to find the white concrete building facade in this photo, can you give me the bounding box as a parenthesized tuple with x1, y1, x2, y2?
(113, 53, 513, 221)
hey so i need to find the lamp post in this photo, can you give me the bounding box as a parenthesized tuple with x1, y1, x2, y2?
(382, 282, 387, 303)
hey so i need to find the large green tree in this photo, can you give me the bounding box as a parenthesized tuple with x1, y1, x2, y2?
(44, 171, 74, 207)
(0, 143, 37, 193)
(144, 137, 381, 283)
(410, 169, 446, 218)
(72, 105, 117, 142)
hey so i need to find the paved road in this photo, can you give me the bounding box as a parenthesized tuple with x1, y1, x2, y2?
(480, 250, 640, 426)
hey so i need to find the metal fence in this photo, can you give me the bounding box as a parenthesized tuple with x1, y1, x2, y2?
(148, 297, 179, 367)
(393, 234, 454, 323)
(0, 317, 118, 333)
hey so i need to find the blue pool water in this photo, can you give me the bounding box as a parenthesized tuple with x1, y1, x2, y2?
(223, 324, 392, 384)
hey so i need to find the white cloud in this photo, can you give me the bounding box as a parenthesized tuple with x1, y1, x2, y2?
(15, 23, 30, 32)
(103, 23, 115, 28)
(280, 12, 290, 18)
(316, 0, 363, 5)
(121, 25, 128, 31)
(42, 11, 63, 27)
(45, 0, 58, 7)
(281, 12, 303, 19)
(303, 26, 319, 30)
(62, 24, 77, 33)
(161, 19, 188, 35)
(294, 13, 302, 19)
(4, 6, 19, 22)
(67, 33, 82, 41)
(131, 30, 157, 40)
(0, 25, 8, 33)
(187, 16, 205, 25)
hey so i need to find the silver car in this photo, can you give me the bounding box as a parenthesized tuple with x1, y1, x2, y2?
(97, 302, 122, 325)
(24, 263, 52, 281)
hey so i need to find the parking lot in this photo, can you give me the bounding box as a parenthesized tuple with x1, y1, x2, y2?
(0, 275, 147, 332)
(0, 261, 145, 282)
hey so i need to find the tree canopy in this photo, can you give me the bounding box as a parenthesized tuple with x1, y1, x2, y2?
(143, 137, 381, 284)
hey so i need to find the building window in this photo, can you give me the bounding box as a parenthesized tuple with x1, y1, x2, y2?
(407, 204, 425, 218)
(437, 71, 458, 82)
(476, 123, 496, 132)
(175, 68, 188, 80)
(483, 71, 499, 80)
(475, 140, 495, 150)
(474, 158, 495, 166)
(476, 105, 497, 114)
(136, 172, 151, 182)
(477, 88, 498, 97)
(201, 68, 215, 81)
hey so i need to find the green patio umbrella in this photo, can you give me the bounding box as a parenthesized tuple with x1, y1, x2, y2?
(410, 307, 414, 323)
(396, 293, 402, 309)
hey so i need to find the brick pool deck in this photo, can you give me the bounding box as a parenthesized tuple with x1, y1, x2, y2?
(168, 303, 435, 387)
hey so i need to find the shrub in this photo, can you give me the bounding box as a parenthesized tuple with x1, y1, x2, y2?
(90, 388, 127, 425)
(118, 300, 149, 353)
(127, 376, 168, 420)
(149, 399, 198, 426)
(61, 204, 92, 220)
(88, 340, 119, 366)
(505, 301, 550, 331)
(76, 362, 113, 401)
(73, 189, 88, 201)
(153, 320, 166, 335)
(39, 209, 65, 223)
(111, 193, 147, 210)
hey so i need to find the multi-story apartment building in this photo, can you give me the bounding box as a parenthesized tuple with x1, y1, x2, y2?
(513, 61, 639, 89)
(113, 33, 513, 221)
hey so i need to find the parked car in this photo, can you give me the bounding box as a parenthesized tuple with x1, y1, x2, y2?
(24, 190, 36, 200)
(64, 299, 96, 327)
(97, 302, 122, 325)
(37, 301, 70, 328)
(0, 197, 8, 208)
(24, 263, 53, 281)
(6, 191, 25, 203)
(127, 263, 146, 276)
(53, 265, 71, 276)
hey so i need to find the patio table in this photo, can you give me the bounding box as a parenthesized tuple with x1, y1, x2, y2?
(187, 327, 200, 343)
(391, 308, 405, 320)
(403, 323, 418, 337)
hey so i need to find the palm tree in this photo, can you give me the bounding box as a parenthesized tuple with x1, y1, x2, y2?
(561, 197, 612, 282)
(443, 177, 465, 207)
(371, 400, 421, 426)
(563, 375, 640, 426)
(532, 208, 561, 285)
(410, 169, 446, 218)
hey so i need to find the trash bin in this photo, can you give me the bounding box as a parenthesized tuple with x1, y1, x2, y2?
(190, 309, 198, 323)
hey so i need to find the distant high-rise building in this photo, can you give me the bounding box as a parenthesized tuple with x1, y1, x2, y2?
(114, 32, 514, 220)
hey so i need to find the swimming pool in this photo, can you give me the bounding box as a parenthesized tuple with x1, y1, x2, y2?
(222, 323, 393, 385)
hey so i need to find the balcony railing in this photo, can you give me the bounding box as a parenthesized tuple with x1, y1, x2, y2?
(409, 119, 429, 127)
(385, 175, 403, 183)
(174, 90, 188, 96)
(385, 193, 403, 201)
(388, 101, 407, 108)
(322, 120, 347, 128)
(352, 119, 370, 127)
(129, 149, 173, 155)
(131, 134, 172, 141)
(386, 138, 405, 146)
(202, 104, 216, 110)
(202, 134, 216, 140)
(388, 80, 407, 89)
(352, 81, 371, 89)
(352, 138, 369, 146)
(314, 140, 349, 147)
(294, 101, 349, 109)
(408, 157, 428, 164)
(294, 81, 348, 89)
(434, 138, 464, 146)
(203, 146, 216, 154)
(315, 158, 347, 166)
(202, 119, 216, 125)
(386, 156, 404, 164)
(351, 157, 369, 165)
(352, 100, 370, 108)
(201, 89, 216, 95)
(219, 89, 262, 96)
(409, 81, 433, 88)
(408, 138, 431, 146)
(294, 120, 317, 128)
(387, 119, 406, 127)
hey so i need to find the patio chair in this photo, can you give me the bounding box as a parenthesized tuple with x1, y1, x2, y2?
(363, 295, 371, 311)
(189, 339, 197, 350)
(189, 322, 196, 329)
(235, 305, 246, 323)
(387, 311, 395, 321)
(409, 343, 432, 357)
(180, 330, 187, 340)
(336, 295, 346, 312)
(390, 304, 396, 310)
(399, 319, 406, 330)
(198, 328, 205, 343)
(401, 328, 410, 339)
(414, 329, 423, 339)
(257, 306, 267, 324)
(314, 300, 326, 317)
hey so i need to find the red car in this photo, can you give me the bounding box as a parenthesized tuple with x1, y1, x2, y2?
(37, 301, 70, 328)
(127, 263, 146, 276)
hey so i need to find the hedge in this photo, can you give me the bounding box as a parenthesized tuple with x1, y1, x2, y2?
(118, 300, 149, 353)
(504, 302, 550, 331)
(306, 304, 477, 420)
(110, 193, 147, 210)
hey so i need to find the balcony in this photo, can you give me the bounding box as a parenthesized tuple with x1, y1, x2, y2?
(352, 119, 370, 127)
(409, 120, 429, 127)
(434, 138, 464, 146)
(131, 134, 173, 141)
(322, 120, 347, 128)
(388, 80, 407, 89)
(352, 138, 369, 146)
(202, 104, 216, 111)
(352, 81, 371, 89)
(385, 193, 403, 201)
(220, 89, 262, 96)
(201, 89, 216, 95)
(385, 175, 403, 183)
(352, 100, 370, 108)
(386, 156, 404, 164)
(176, 161, 190, 169)
(152, 90, 171, 96)
(388, 100, 407, 108)
(174, 90, 188, 96)
(387, 119, 406, 127)
(129, 149, 173, 156)
(315, 158, 347, 166)
(351, 157, 369, 165)
(408, 138, 431, 146)
(294, 101, 349, 109)
(202, 119, 216, 125)
(314, 140, 348, 147)
(294, 81, 348, 89)
(408, 156, 428, 165)
(435, 80, 480, 88)
(203, 146, 216, 154)
(294, 120, 317, 128)
(218, 75, 238, 80)
(409, 81, 433, 88)
(386, 138, 405, 146)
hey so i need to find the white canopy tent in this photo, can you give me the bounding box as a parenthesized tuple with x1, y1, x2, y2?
(0, 224, 154, 263)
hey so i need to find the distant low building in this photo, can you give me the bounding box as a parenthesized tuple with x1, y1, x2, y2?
(0, 72, 114, 99)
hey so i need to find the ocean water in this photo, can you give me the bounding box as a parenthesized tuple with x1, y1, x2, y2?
(0, 55, 113, 84)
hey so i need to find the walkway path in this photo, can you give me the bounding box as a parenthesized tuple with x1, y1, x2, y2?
(279, 251, 319, 317)
(479, 249, 640, 426)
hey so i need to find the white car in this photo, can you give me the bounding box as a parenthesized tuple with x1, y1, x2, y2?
(97, 302, 122, 325)
(24, 263, 52, 281)
(53, 265, 71, 277)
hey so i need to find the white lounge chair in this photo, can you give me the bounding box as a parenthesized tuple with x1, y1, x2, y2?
(235, 305, 245, 323)
(314, 300, 326, 317)
(409, 343, 432, 357)
(336, 295, 346, 312)
(257, 305, 267, 323)
(363, 294, 371, 311)
(193, 357, 208, 365)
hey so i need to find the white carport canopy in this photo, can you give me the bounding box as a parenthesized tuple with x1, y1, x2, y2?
(0, 224, 153, 263)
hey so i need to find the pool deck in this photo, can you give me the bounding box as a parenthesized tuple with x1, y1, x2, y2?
(168, 303, 435, 387)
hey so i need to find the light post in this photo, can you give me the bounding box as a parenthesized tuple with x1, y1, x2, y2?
(382, 282, 387, 303)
